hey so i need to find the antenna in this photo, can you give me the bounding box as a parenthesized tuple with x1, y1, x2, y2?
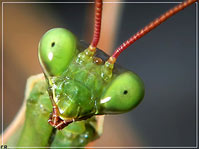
(89, 0, 103, 52)
(108, 0, 197, 64)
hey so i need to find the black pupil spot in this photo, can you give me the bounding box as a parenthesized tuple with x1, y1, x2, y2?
(51, 42, 55, 47)
(123, 90, 128, 95)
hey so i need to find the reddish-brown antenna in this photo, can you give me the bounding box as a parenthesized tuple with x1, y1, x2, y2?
(89, 0, 103, 52)
(108, 0, 197, 64)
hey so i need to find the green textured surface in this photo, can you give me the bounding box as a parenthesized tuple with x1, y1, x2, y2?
(56, 79, 94, 119)
(51, 119, 97, 147)
(17, 79, 53, 148)
(10, 78, 100, 148)
(52, 53, 108, 120)
(49, 47, 144, 118)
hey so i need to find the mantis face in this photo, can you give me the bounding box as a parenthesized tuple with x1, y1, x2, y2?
(38, 27, 145, 129)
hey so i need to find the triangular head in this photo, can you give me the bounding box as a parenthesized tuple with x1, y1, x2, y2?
(38, 28, 144, 129)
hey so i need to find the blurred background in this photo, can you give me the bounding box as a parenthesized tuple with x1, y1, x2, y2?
(1, 0, 197, 147)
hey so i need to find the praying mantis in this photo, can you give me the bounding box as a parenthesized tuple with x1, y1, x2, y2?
(1, 0, 197, 148)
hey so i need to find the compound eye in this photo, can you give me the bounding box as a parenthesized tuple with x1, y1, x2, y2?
(38, 28, 77, 76)
(100, 72, 145, 114)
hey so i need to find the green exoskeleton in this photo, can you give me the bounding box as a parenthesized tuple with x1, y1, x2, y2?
(10, 74, 103, 147)
(38, 28, 145, 129)
(3, 0, 197, 148)
(38, 4, 145, 130)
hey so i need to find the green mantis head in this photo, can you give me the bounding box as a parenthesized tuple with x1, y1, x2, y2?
(37, 27, 144, 129)
(38, 28, 77, 76)
(99, 71, 144, 114)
